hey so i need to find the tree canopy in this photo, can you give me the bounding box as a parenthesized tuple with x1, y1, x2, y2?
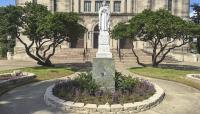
(1, 3, 86, 66)
(112, 9, 200, 67)
(191, 3, 200, 53)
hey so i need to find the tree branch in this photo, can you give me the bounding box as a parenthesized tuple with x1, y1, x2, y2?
(156, 40, 189, 65)
(130, 39, 146, 67)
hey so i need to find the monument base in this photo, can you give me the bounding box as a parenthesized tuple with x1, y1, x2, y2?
(96, 52, 112, 58)
(96, 31, 112, 58)
(92, 58, 115, 92)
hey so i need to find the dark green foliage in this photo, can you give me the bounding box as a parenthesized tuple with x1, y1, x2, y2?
(0, 6, 22, 55)
(112, 9, 200, 67)
(115, 71, 139, 93)
(191, 4, 200, 54)
(53, 72, 100, 100)
(0, 3, 86, 66)
(111, 22, 130, 40)
(0, 46, 7, 57)
(75, 72, 99, 94)
(53, 72, 155, 104)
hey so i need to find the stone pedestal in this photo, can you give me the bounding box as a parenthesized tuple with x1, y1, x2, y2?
(7, 52, 13, 60)
(96, 31, 112, 58)
(92, 58, 115, 92)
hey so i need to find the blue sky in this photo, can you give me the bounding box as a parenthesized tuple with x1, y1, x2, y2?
(0, 0, 199, 14)
(0, 0, 15, 6)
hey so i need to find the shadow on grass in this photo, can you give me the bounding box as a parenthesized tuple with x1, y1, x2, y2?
(130, 63, 200, 71)
(158, 64, 200, 71)
(13, 62, 92, 72)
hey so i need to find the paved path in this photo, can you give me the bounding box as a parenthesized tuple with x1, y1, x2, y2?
(0, 61, 200, 114)
(123, 70, 200, 114)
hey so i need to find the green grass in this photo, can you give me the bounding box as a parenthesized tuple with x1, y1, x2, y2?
(129, 67, 200, 90)
(0, 66, 75, 96)
(0, 66, 75, 81)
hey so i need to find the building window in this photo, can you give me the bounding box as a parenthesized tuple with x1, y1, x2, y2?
(95, 1, 110, 12)
(95, 1, 103, 12)
(114, 1, 121, 13)
(84, 1, 91, 12)
(168, 0, 172, 11)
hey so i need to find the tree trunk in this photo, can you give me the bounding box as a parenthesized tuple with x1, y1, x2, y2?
(151, 42, 158, 67)
(37, 59, 53, 67)
(130, 40, 146, 67)
(152, 61, 158, 67)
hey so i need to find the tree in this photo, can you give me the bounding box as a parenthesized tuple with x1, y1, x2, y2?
(30, 12, 86, 66)
(2, 3, 86, 66)
(191, 4, 200, 53)
(0, 7, 7, 57)
(0, 3, 85, 66)
(0, 6, 22, 57)
(112, 9, 199, 67)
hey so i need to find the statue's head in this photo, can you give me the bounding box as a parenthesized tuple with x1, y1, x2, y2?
(102, 0, 106, 6)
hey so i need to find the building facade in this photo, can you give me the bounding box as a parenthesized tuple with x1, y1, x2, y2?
(15, 0, 190, 51)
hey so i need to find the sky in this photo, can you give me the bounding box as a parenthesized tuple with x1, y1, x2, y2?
(0, 0, 200, 16)
(0, 0, 15, 6)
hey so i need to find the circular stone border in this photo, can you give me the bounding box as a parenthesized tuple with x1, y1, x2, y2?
(0, 71, 36, 95)
(186, 74, 200, 81)
(44, 73, 165, 114)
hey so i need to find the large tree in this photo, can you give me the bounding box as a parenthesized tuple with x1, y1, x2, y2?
(191, 4, 200, 53)
(112, 9, 199, 67)
(2, 3, 85, 66)
(0, 6, 22, 57)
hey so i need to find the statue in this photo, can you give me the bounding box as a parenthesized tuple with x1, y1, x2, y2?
(99, 0, 110, 32)
(93, 0, 115, 92)
(96, 0, 112, 58)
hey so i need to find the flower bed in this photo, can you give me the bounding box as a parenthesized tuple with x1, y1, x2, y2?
(44, 72, 165, 113)
(0, 70, 36, 95)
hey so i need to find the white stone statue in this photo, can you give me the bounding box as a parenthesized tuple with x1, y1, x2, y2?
(99, 1, 110, 32)
(96, 0, 112, 58)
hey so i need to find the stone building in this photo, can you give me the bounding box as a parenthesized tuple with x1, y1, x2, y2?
(14, 0, 190, 60)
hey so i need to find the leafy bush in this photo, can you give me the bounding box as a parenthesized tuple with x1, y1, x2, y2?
(75, 72, 99, 94)
(115, 71, 139, 93)
(53, 72, 155, 104)
(0, 46, 7, 58)
(53, 72, 100, 100)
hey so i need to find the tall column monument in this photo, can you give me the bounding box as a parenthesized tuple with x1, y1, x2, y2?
(92, 0, 115, 92)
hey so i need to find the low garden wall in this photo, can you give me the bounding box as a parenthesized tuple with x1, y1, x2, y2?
(44, 73, 165, 114)
(187, 74, 200, 81)
(0, 71, 36, 95)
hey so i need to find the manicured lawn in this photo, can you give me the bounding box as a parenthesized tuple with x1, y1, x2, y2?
(129, 67, 200, 90)
(0, 66, 75, 81)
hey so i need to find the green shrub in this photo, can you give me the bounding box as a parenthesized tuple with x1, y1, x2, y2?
(75, 72, 99, 94)
(53, 72, 155, 104)
(115, 71, 139, 93)
(0, 46, 7, 57)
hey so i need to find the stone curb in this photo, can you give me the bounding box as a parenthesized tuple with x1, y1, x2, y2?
(44, 73, 165, 114)
(186, 74, 200, 81)
(0, 72, 36, 95)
